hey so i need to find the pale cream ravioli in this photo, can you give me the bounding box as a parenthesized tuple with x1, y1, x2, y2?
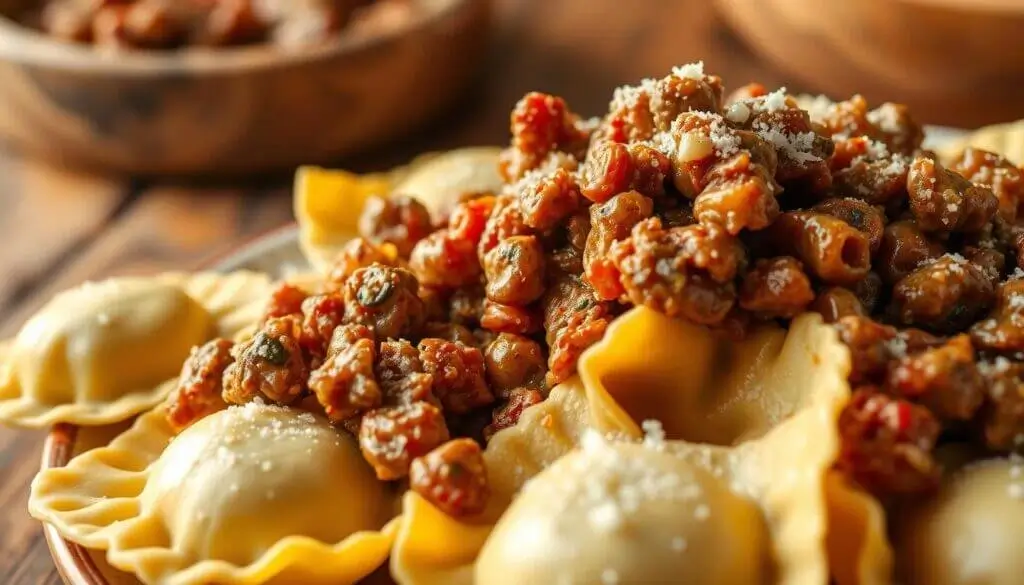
(0, 271, 270, 427)
(30, 401, 396, 585)
(389, 308, 891, 585)
(894, 456, 1024, 585)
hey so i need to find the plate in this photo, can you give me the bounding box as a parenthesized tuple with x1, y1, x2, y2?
(37, 124, 972, 585)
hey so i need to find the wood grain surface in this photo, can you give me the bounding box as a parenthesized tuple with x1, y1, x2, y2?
(0, 0, 994, 582)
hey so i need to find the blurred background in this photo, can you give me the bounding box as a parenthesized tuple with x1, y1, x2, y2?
(1, 0, 1024, 582)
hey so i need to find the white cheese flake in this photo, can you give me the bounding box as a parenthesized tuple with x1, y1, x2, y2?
(671, 61, 706, 81)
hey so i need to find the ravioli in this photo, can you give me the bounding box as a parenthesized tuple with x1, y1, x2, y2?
(477, 437, 771, 585)
(935, 119, 1024, 165)
(30, 401, 396, 585)
(893, 456, 1024, 585)
(0, 271, 271, 428)
(295, 148, 502, 272)
(391, 307, 892, 585)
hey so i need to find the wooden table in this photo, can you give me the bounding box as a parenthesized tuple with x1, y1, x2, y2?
(0, 1, 995, 582)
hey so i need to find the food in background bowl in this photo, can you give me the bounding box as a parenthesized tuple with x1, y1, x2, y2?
(0, 0, 490, 175)
(13, 62, 1024, 584)
(24, 0, 412, 50)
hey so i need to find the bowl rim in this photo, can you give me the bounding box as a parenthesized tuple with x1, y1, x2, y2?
(896, 0, 1024, 13)
(0, 0, 470, 76)
(39, 223, 301, 585)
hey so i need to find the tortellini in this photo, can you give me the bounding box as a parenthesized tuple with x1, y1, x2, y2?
(894, 456, 1024, 585)
(390, 307, 892, 585)
(30, 401, 397, 585)
(294, 148, 502, 272)
(0, 271, 270, 427)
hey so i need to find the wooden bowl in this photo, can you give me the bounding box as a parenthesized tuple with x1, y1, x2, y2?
(0, 0, 491, 177)
(713, 0, 1024, 128)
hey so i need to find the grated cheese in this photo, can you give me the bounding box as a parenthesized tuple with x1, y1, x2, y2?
(752, 120, 820, 165)
(800, 94, 837, 124)
(671, 61, 706, 81)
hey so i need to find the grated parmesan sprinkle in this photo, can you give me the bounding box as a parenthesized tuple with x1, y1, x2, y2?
(866, 104, 902, 134)
(799, 94, 837, 124)
(747, 87, 789, 114)
(670, 61, 706, 81)
(751, 120, 820, 165)
(536, 430, 708, 537)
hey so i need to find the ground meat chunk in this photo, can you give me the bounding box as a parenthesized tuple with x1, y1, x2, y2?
(565, 211, 591, 251)
(884, 335, 986, 421)
(419, 287, 448, 323)
(376, 339, 435, 406)
(740, 95, 834, 189)
(518, 167, 581, 230)
(448, 196, 496, 244)
(542, 274, 612, 385)
(970, 279, 1024, 355)
(328, 237, 397, 288)
(738, 256, 815, 318)
(223, 316, 308, 405)
(418, 339, 494, 414)
(811, 198, 886, 252)
(610, 217, 743, 324)
(264, 282, 308, 320)
(977, 358, 1024, 451)
(420, 322, 477, 346)
(484, 387, 545, 439)
(299, 292, 346, 365)
(484, 333, 547, 397)
(342, 264, 425, 339)
(548, 246, 584, 277)
(836, 388, 941, 495)
(483, 235, 546, 305)
(875, 220, 945, 285)
(817, 95, 924, 155)
(499, 92, 589, 182)
(359, 402, 450, 480)
(762, 211, 871, 285)
(166, 338, 234, 432)
(852, 271, 885, 313)
(835, 316, 900, 385)
(950, 148, 1024, 224)
(627, 143, 672, 198)
(962, 245, 1005, 285)
(694, 148, 780, 234)
(601, 67, 723, 143)
(325, 323, 375, 358)
(832, 150, 912, 206)
(648, 69, 724, 131)
(907, 157, 998, 233)
(308, 337, 381, 423)
(584, 191, 654, 300)
(480, 300, 542, 335)
(410, 438, 489, 517)
(811, 287, 866, 323)
(409, 230, 481, 289)
(358, 194, 433, 257)
(448, 285, 486, 326)
(888, 254, 995, 333)
(477, 196, 533, 261)
(580, 141, 633, 203)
